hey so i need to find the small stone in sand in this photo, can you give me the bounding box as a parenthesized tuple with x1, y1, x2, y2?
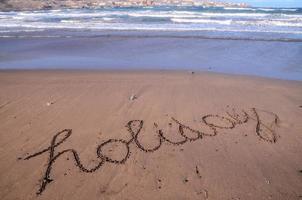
(129, 94, 137, 101)
(195, 166, 202, 178)
(46, 102, 54, 106)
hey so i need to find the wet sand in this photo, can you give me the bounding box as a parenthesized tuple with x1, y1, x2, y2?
(0, 70, 302, 200)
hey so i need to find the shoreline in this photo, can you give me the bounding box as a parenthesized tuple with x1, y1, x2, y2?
(2, 33, 302, 43)
(1, 69, 302, 83)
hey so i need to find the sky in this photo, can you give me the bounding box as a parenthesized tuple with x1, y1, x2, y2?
(221, 0, 302, 7)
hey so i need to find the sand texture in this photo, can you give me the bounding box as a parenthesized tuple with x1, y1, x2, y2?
(0, 70, 302, 200)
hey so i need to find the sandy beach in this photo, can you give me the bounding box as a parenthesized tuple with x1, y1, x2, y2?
(0, 70, 301, 200)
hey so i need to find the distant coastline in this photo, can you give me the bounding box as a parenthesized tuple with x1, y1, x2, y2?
(0, 0, 249, 11)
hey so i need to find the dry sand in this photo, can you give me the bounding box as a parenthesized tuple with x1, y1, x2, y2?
(0, 70, 302, 200)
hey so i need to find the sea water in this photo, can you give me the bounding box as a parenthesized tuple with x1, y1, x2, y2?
(0, 6, 302, 80)
(0, 6, 302, 40)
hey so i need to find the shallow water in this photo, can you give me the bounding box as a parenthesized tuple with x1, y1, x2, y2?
(1, 35, 302, 80)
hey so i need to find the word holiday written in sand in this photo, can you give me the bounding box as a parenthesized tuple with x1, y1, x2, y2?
(22, 107, 279, 195)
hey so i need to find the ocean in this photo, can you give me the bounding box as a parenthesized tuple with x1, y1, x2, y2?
(0, 6, 302, 80)
(0, 6, 302, 40)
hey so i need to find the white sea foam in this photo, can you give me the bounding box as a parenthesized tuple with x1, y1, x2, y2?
(223, 7, 256, 11)
(171, 18, 232, 25)
(60, 20, 81, 23)
(8, 10, 302, 21)
(0, 7, 301, 37)
(223, 7, 298, 12)
(257, 8, 276, 12)
(125, 11, 274, 18)
(102, 17, 114, 21)
(280, 8, 298, 12)
(10, 10, 274, 19)
(201, 13, 269, 17)
(262, 20, 302, 27)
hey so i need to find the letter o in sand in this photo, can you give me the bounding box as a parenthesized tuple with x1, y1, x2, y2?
(202, 115, 235, 129)
(97, 139, 130, 164)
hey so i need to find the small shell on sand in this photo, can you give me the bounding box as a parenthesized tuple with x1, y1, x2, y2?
(203, 189, 208, 199)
